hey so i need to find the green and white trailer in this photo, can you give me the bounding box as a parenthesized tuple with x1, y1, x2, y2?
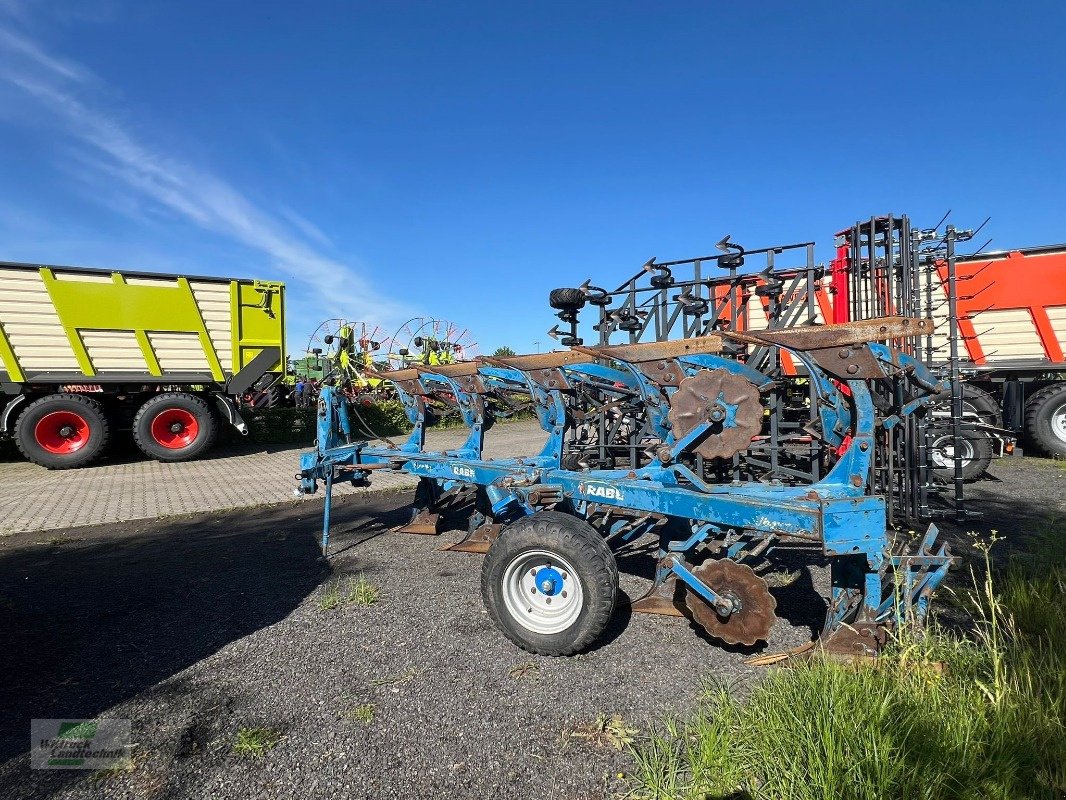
(0, 261, 285, 468)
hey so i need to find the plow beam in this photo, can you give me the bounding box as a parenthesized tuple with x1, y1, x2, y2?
(574, 333, 725, 363)
(573, 335, 724, 387)
(723, 316, 935, 381)
(481, 350, 595, 391)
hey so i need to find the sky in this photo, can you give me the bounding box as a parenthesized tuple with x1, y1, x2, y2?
(1, 1, 1064, 358)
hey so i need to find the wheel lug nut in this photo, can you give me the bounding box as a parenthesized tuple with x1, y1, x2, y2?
(530, 587, 536, 594)
(561, 591, 568, 598)
(530, 569, 536, 576)
(545, 597, 552, 604)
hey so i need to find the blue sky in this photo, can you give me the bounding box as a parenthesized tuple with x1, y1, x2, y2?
(1, 1, 1064, 357)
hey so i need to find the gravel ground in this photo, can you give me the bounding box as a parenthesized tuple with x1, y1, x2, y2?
(0, 456, 1062, 799)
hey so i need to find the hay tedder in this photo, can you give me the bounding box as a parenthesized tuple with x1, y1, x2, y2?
(298, 301, 956, 657)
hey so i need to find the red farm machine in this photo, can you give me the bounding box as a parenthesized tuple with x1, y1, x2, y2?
(544, 214, 1066, 524)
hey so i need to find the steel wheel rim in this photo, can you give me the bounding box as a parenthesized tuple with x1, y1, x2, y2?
(930, 434, 974, 468)
(34, 411, 90, 454)
(1051, 402, 1066, 444)
(150, 408, 200, 449)
(502, 549, 584, 635)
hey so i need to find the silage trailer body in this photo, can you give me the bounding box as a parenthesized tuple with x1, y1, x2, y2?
(0, 261, 285, 468)
(829, 236, 1066, 459)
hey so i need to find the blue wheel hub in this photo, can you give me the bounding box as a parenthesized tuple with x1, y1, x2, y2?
(534, 566, 565, 596)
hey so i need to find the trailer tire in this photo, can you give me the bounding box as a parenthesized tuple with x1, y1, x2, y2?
(1024, 383, 1066, 458)
(15, 393, 110, 469)
(133, 393, 218, 462)
(933, 383, 1002, 426)
(482, 511, 617, 656)
(929, 428, 993, 482)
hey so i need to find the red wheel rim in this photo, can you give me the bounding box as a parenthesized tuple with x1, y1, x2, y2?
(34, 411, 91, 455)
(150, 408, 200, 449)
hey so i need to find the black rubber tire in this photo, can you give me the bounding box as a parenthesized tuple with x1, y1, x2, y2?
(929, 428, 993, 482)
(14, 393, 110, 469)
(1024, 383, 1066, 458)
(481, 511, 617, 656)
(132, 392, 218, 462)
(933, 383, 1002, 426)
(549, 287, 586, 311)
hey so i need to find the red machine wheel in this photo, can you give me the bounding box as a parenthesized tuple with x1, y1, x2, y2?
(149, 408, 200, 449)
(14, 394, 110, 469)
(133, 393, 218, 462)
(34, 410, 91, 454)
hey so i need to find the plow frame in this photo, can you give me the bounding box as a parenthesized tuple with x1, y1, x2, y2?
(300, 317, 956, 655)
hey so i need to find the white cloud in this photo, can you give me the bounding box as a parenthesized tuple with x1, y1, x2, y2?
(0, 20, 410, 336)
(0, 26, 91, 82)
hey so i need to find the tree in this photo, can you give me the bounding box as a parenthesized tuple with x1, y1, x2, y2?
(492, 346, 517, 358)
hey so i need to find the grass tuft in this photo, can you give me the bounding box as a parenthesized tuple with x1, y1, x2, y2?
(232, 727, 283, 758)
(346, 703, 375, 724)
(348, 576, 380, 607)
(570, 714, 638, 751)
(318, 575, 380, 611)
(318, 581, 343, 611)
(627, 520, 1066, 800)
(87, 755, 137, 783)
(509, 661, 540, 680)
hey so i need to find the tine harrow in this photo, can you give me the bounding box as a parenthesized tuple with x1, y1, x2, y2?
(299, 316, 957, 658)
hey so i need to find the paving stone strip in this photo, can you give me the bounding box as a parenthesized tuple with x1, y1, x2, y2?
(0, 422, 547, 535)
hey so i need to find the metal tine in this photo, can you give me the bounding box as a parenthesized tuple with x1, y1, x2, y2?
(958, 261, 995, 281)
(969, 216, 992, 242)
(953, 285, 992, 302)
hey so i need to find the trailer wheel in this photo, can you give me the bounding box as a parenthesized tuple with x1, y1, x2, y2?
(933, 383, 1002, 426)
(1024, 383, 1066, 458)
(133, 393, 218, 462)
(15, 393, 110, 469)
(481, 511, 617, 656)
(929, 428, 993, 481)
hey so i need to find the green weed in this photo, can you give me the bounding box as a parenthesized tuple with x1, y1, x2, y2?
(570, 714, 638, 751)
(627, 521, 1066, 799)
(318, 575, 380, 611)
(346, 703, 375, 724)
(318, 581, 343, 611)
(233, 727, 283, 758)
(348, 576, 380, 607)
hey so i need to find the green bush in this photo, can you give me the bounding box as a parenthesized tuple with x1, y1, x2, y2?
(243, 396, 535, 445)
(627, 523, 1066, 799)
(244, 399, 413, 445)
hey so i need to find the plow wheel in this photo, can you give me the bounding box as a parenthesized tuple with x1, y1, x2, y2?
(482, 511, 618, 656)
(667, 370, 763, 460)
(684, 560, 777, 646)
